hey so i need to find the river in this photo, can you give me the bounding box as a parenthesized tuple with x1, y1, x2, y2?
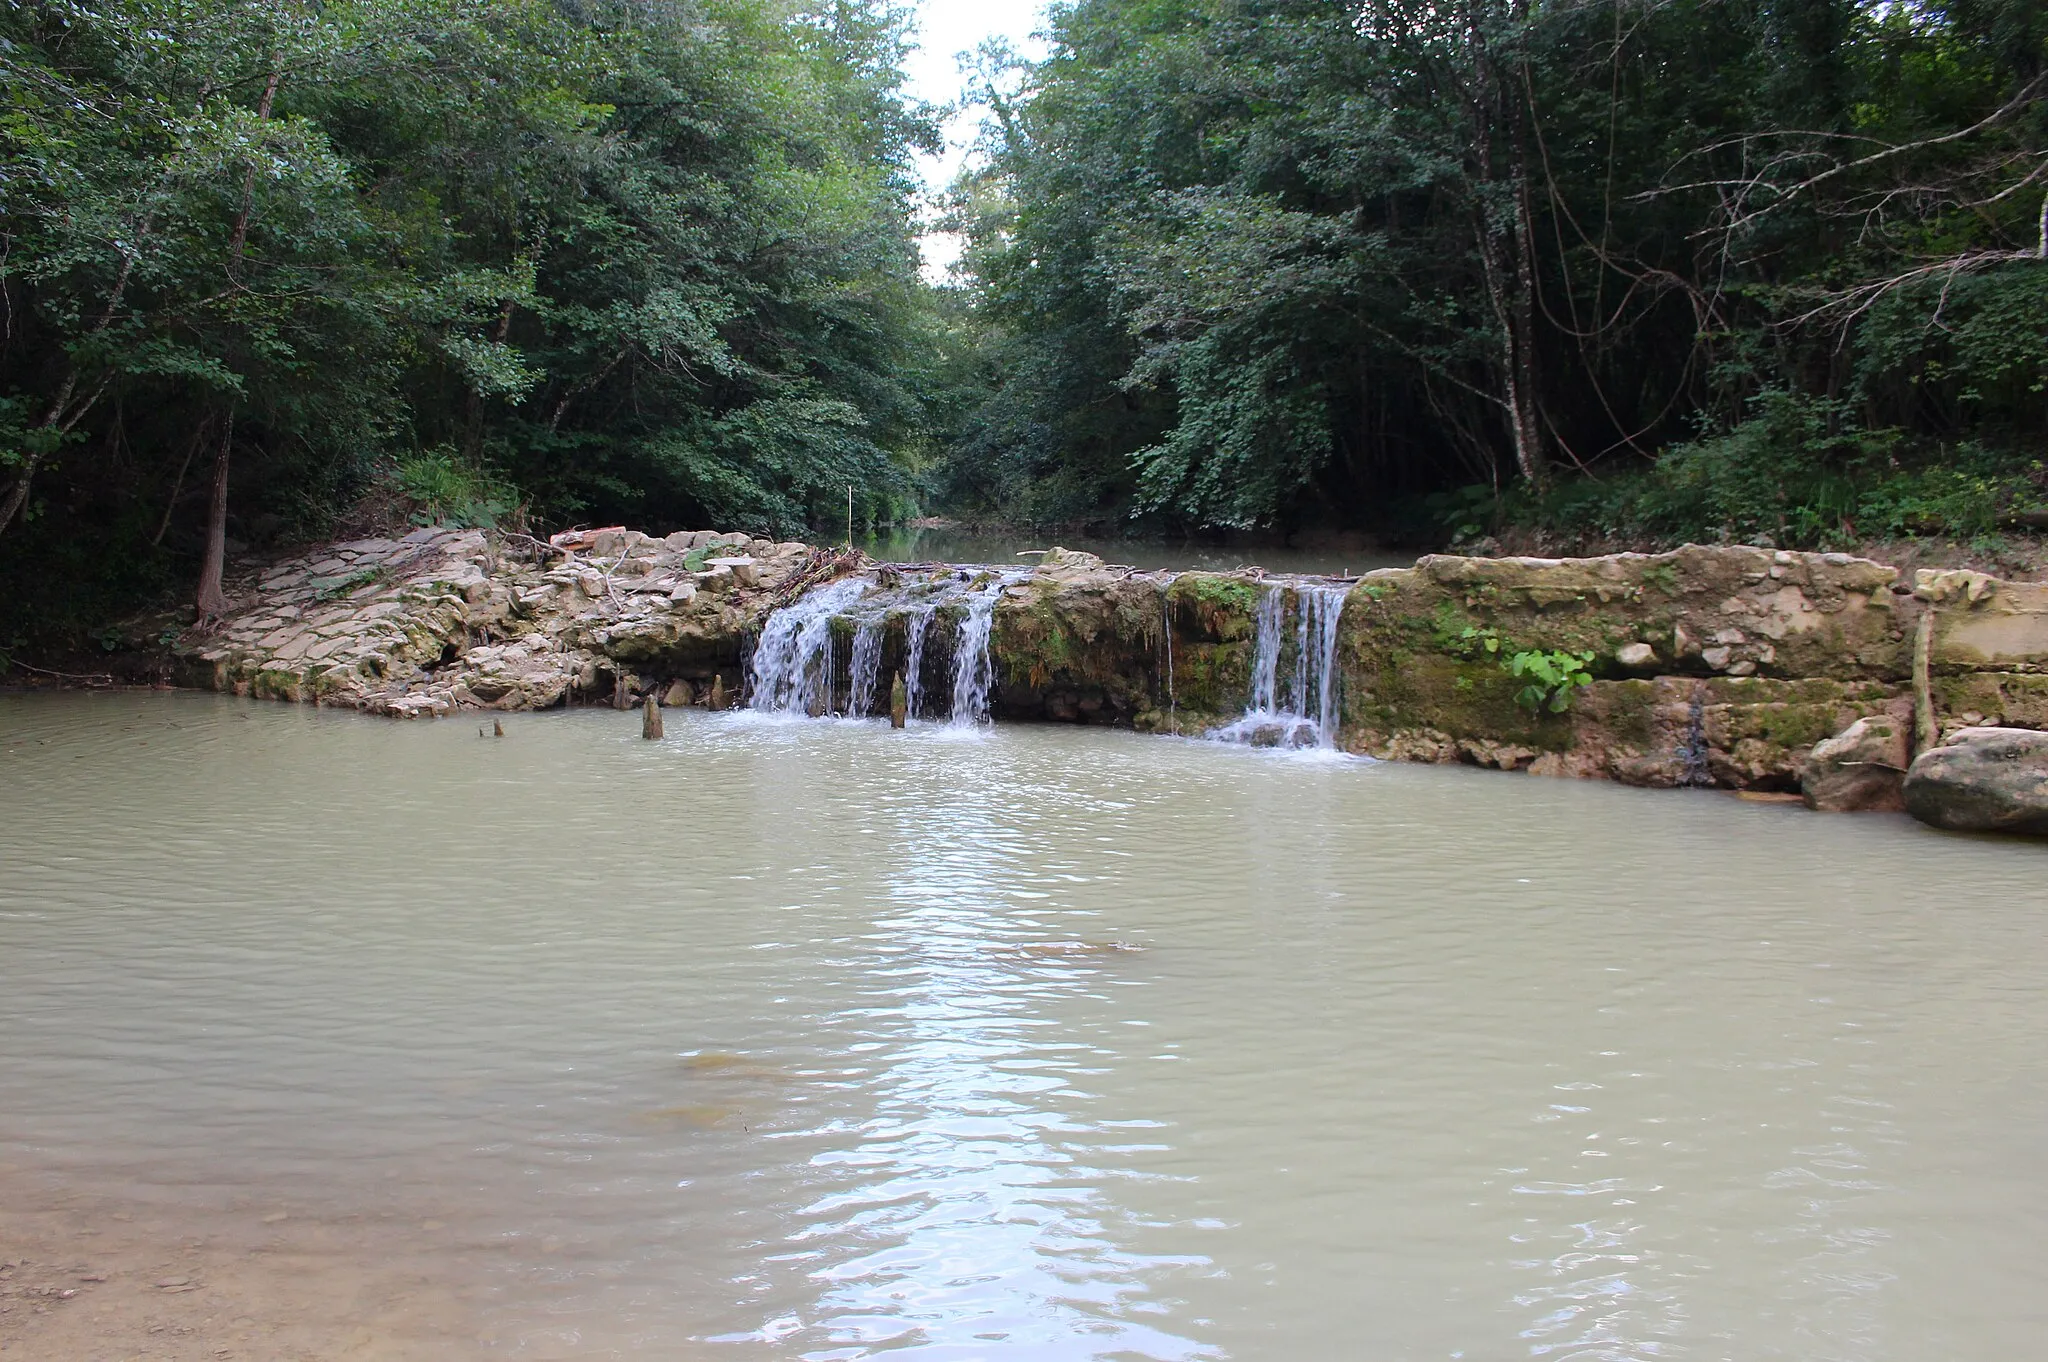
(2, 692, 2044, 1359)
(857, 527, 1404, 576)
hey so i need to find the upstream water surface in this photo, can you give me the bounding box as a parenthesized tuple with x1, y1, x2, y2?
(3, 693, 2046, 1359)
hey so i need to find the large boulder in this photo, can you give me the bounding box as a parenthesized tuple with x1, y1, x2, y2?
(1801, 712, 1910, 812)
(1903, 727, 2048, 835)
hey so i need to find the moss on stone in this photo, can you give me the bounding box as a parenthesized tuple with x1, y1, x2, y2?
(1167, 574, 1259, 642)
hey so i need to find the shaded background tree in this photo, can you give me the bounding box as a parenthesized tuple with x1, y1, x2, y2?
(0, 0, 939, 647)
(939, 0, 2048, 545)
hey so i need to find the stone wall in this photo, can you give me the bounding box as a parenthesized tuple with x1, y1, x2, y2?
(170, 533, 2048, 792)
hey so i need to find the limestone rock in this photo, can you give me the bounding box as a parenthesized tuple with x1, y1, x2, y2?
(706, 556, 759, 587)
(1616, 642, 1656, 668)
(1039, 546, 1107, 574)
(1801, 714, 1910, 812)
(1903, 726, 2048, 836)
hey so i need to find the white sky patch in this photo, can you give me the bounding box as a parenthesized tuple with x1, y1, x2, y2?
(904, 0, 1050, 281)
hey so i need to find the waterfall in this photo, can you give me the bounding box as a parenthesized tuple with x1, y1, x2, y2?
(947, 576, 1012, 726)
(747, 578, 868, 715)
(1160, 585, 1177, 726)
(1293, 585, 1347, 746)
(1210, 581, 1350, 750)
(1678, 684, 1712, 786)
(745, 569, 1014, 726)
(903, 605, 935, 721)
(1247, 586, 1284, 714)
(848, 620, 884, 717)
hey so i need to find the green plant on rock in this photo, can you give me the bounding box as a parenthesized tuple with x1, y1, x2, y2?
(396, 449, 518, 530)
(1506, 649, 1595, 714)
(1450, 623, 1502, 658)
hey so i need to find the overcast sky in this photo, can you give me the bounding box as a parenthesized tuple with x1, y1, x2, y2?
(903, 0, 1051, 277)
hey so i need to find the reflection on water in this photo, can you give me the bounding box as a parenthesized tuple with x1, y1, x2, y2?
(857, 527, 1402, 576)
(3, 693, 2048, 1360)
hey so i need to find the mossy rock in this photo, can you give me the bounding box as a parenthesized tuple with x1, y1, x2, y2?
(1167, 574, 1260, 642)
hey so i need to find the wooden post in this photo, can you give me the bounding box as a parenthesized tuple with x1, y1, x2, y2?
(707, 674, 728, 711)
(642, 694, 663, 740)
(889, 671, 907, 729)
(1912, 607, 1937, 755)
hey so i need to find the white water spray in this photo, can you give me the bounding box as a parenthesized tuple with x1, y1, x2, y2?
(903, 605, 936, 721)
(747, 578, 868, 715)
(847, 619, 884, 717)
(1210, 582, 1349, 750)
(1246, 586, 1284, 715)
(947, 574, 1019, 726)
(1293, 584, 1347, 745)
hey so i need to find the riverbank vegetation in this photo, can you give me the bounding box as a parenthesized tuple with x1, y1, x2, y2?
(3, 0, 2046, 658)
(0, 0, 941, 646)
(941, 0, 2048, 549)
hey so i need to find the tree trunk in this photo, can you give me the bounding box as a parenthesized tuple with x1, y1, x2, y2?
(194, 412, 234, 618)
(0, 457, 41, 539)
(225, 62, 284, 272)
(153, 419, 209, 547)
(1506, 143, 1547, 491)
(0, 279, 126, 540)
(193, 57, 282, 615)
(1469, 0, 1547, 493)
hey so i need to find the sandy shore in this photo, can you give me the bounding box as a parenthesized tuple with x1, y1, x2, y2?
(0, 1174, 475, 1361)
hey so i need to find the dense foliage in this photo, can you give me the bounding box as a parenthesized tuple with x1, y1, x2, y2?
(6, 0, 2047, 654)
(0, 0, 938, 641)
(942, 0, 2048, 544)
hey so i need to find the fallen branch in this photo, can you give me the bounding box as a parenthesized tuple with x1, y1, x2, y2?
(767, 546, 869, 610)
(3, 658, 117, 685)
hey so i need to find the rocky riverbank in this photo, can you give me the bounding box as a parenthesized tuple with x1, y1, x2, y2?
(157, 528, 2048, 833)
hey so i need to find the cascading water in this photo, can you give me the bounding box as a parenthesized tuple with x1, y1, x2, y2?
(1210, 581, 1350, 750)
(744, 568, 1022, 726)
(1160, 585, 1177, 727)
(747, 578, 869, 716)
(1246, 586, 1285, 715)
(903, 606, 935, 721)
(947, 574, 1022, 727)
(847, 620, 884, 718)
(1292, 584, 1347, 745)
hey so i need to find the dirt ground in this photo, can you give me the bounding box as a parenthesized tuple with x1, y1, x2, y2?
(0, 1178, 476, 1362)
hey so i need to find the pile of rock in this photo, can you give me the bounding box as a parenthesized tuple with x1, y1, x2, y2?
(177, 524, 814, 718)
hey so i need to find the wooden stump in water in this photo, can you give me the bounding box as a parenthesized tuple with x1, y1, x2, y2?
(889, 671, 907, 729)
(707, 674, 728, 711)
(642, 694, 663, 740)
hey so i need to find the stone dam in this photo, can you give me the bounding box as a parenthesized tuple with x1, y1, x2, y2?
(161, 525, 2048, 813)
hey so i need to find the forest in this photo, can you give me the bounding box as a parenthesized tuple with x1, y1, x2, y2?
(2, 0, 2046, 650)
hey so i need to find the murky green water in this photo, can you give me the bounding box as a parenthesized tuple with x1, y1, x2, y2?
(3, 693, 2046, 1359)
(857, 527, 1402, 576)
